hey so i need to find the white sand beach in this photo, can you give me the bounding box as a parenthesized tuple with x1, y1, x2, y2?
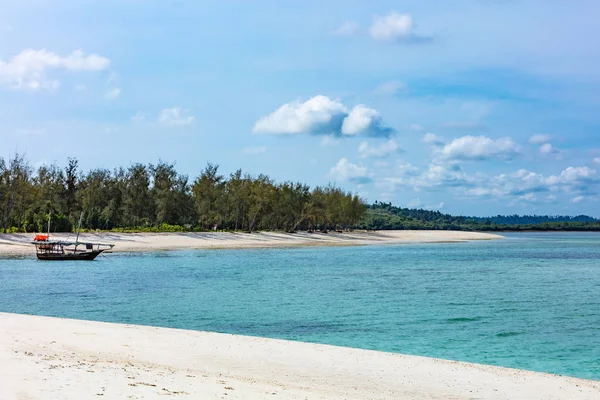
(0, 313, 598, 400)
(0, 230, 502, 255)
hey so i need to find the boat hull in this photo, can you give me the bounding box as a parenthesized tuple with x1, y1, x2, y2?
(36, 250, 105, 261)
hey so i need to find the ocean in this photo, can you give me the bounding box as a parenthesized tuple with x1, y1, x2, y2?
(1, 232, 598, 380)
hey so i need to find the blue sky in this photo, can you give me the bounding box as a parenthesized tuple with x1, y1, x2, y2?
(1, 0, 599, 216)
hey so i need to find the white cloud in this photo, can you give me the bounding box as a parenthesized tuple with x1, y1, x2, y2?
(74, 84, 86, 91)
(378, 163, 476, 193)
(342, 105, 394, 137)
(529, 134, 552, 144)
(546, 166, 598, 186)
(423, 133, 445, 146)
(358, 140, 401, 158)
(571, 196, 584, 204)
(158, 107, 195, 126)
(0, 49, 110, 91)
(369, 12, 429, 43)
(243, 146, 267, 155)
(332, 21, 359, 36)
(539, 143, 561, 156)
(104, 87, 121, 99)
(329, 158, 373, 184)
(1, 24, 12, 32)
(593, 157, 600, 165)
(369, 12, 413, 42)
(409, 123, 425, 132)
(373, 80, 405, 96)
(439, 135, 520, 161)
(253, 95, 394, 138)
(131, 111, 147, 122)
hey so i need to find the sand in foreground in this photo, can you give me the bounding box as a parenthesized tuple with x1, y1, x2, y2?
(0, 230, 502, 255)
(0, 313, 598, 400)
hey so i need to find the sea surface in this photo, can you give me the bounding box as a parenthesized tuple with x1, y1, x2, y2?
(1, 232, 599, 380)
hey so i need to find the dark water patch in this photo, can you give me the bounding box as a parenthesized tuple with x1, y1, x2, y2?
(446, 317, 484, 323)
(496, 331, 525, 338)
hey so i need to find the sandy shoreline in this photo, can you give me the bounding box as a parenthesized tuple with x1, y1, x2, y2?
(0, 313, 597, 400)
(0, 230, 502, 255)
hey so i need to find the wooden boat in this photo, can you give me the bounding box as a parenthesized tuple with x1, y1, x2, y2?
(32, 213, 114, 261)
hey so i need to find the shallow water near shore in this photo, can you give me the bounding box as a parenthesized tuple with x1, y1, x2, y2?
(1, 232, 599, 380)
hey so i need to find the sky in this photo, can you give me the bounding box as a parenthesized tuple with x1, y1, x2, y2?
(1, 0, 599, 217)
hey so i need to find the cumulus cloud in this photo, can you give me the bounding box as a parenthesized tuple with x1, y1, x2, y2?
(332, 21, 359, 36)
(158, 107, 195, 126)
(104, 87, 121, 99)
(546, 166, 598, 187)
(243, 146, 267, 155)
(341, 105, 395, 137)
(0, 49, 110, 91)
(539, 143, 561, 156)
(358, 140, 402, 158)
(369, 12, 430, 43)
(439, 135, 520, 161)
(593, 157, 600, 165)
(377, 163, 476, 193)
(529, 134, 552, 144)
(253, 95, 395, 138)
(329, 158, 373, 184)
(468, 166, 599, 201)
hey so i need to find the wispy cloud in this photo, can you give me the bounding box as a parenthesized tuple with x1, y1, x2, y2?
(242, 146, 267, 155)
(158, 107, 194, 126)
(373, 80, 405, 96)
(529, 134, 552, 144)
(332, 21, 359, 36)
(104, 87, 121, 99)
(369, 12, 431, 44)
(0, 49, 110, 91)
(131, 111, 147, 122)
(358, 140, 402, 158)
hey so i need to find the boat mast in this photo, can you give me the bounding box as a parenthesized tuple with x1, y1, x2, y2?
(74, 212, 83, 250)
(47, 213, 51, 238)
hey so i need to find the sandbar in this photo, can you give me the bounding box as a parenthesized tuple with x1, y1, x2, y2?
(0, 230, 503, 256)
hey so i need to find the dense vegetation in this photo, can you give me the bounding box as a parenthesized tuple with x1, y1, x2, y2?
(363, 203, 600, 231)
(1, 154, 598, 233)
(0, 154, 365, 233)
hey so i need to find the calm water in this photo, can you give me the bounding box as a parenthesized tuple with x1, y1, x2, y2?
(1, 232, 599, 380)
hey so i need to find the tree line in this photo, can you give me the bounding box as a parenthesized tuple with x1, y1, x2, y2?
(363, 202, 600, 231)
(0, 154, 366, 233)
(2, 155, 598, 234)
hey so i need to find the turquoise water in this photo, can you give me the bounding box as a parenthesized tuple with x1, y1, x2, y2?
(1, 232, 599, 380)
